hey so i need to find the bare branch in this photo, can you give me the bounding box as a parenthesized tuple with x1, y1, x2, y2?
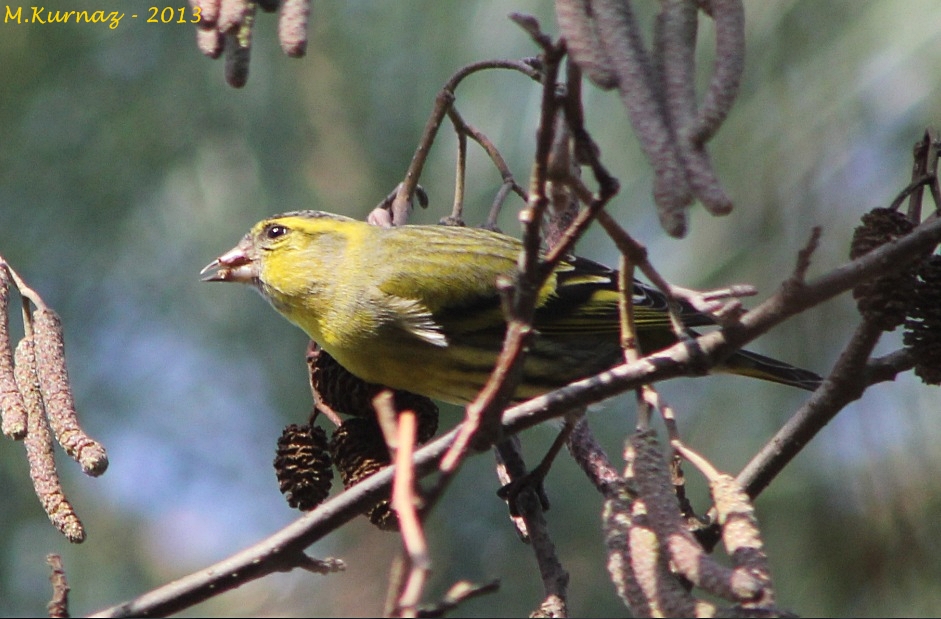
(385, 59, 542, 226)
(415, 579, 501, 617)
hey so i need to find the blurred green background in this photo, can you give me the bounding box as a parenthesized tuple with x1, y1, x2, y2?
(1, 1, 940, 616)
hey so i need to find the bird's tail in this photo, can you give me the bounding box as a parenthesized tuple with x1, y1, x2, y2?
(721, 349, 822, 391)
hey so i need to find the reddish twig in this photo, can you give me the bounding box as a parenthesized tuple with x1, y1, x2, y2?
(46, 554, 70, 619)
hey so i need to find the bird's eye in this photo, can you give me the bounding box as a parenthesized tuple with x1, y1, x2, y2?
(265, 224, 288, 240)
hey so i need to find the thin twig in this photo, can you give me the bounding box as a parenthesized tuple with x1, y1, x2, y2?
(485, 181, 519, 230)
(46, 554, 70, 619)
(415, 579, 501, 617)
(493, 438, 569, 616)
(385, 59, 542, 225)
(596, 210, 687, 339)
(446, 118, 468, 226)
(390, 409, 428, 617)
(904, 130, 932, 221)
(373, 391, 430, 616)
(735, 320, 882, 501)
(447, 106, 528, 202)
(437, 30, 565, 477)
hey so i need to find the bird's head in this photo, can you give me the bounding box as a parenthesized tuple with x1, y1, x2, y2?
(201, 210, 360, 326)
(202, 210, 356, 282)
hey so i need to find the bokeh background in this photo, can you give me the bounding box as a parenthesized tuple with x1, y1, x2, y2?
(2, 1, 941, 616)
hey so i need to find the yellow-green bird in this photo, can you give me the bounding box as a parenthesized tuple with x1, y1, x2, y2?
(202, 210, 821, 404)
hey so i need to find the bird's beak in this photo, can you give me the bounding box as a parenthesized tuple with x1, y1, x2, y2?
(200, 239, 259, 284)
